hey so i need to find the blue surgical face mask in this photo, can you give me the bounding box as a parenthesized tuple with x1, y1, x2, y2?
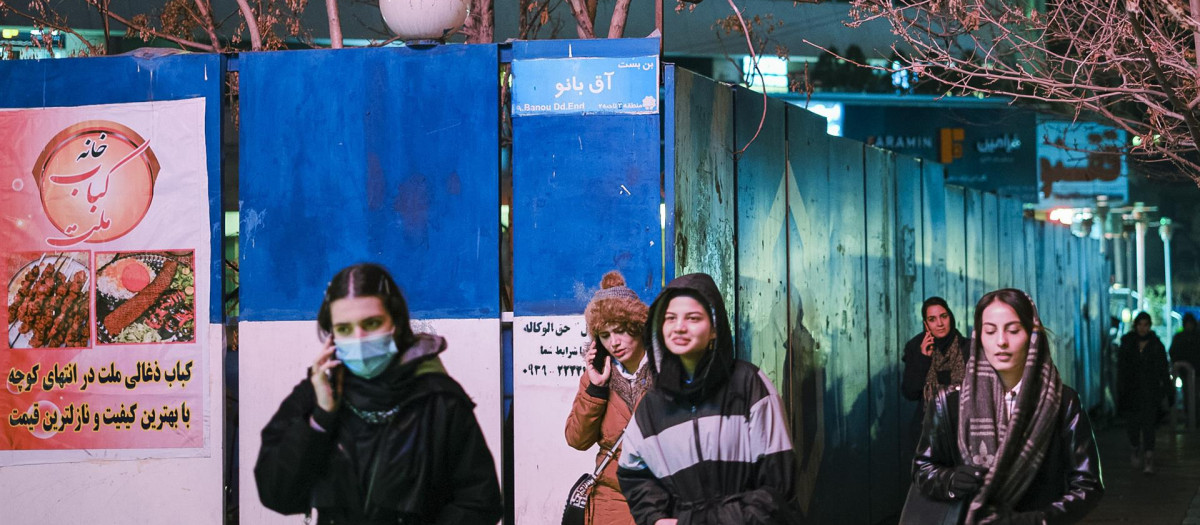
(335, 332, 399, 379)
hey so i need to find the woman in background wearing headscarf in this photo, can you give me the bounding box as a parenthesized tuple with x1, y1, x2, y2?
(912, 289, 1103, 524)
(902, 297, 970, 442)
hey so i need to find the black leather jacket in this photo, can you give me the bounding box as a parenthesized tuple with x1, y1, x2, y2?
(913, 387, 1103, 524)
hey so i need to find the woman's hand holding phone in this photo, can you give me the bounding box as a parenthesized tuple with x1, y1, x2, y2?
(312, 334, 343, 412)
(584, 340, 611, 387)
(921, 330, 935, 357)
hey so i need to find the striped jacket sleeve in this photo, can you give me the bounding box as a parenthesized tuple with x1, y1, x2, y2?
(705, 370, 797, 523)
(616, 415, 672, 525)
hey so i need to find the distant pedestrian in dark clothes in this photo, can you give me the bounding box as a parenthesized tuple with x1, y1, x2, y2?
(1118, 311, 1172, 475)
(1170, 313, 1200, 416)
(1170, 313, 1200, 371)
(902, 297, 969, 441)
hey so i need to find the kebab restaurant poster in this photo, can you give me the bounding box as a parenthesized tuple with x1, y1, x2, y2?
(0, 98, 209, 460)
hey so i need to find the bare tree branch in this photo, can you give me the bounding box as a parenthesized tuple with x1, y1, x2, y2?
(0, 3, 103, 55)
(234, 0, 263, 50)
(609, 0, 632, 38)
(849, 0, 1200, 181)
(565, 0, 595, 38)
(325, 0, 343, 48)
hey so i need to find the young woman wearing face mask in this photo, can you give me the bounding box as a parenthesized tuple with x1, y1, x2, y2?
(616, 273, 799, 525)
(1118, 311, 1171, 474)
(564, 270, 652, 525)
(254, 263, 502, 524)
(912, 289, 1103, 524)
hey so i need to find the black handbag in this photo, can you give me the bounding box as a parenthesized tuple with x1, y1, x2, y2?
(898, 483, 967, 525)
(901, 388, 968, 525)
(562, 434, 624, 525)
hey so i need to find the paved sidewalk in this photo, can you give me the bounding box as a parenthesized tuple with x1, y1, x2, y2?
(1080, 422, 1200, 524)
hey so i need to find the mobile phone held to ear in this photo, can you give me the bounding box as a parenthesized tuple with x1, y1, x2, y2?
(592, 341, 610, 371)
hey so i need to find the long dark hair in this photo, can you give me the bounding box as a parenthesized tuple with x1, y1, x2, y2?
(316, 263, 415, 348)
(972, 288, 1048, 358)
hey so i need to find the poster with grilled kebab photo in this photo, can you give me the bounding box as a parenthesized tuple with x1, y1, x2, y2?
(95, 251, 195, 344)
(6, 251, 91, 349)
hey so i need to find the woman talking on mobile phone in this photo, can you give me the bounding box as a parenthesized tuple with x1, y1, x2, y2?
(254, 263, 502, 524)
(564, 270, 652, 525)
(902, 297, 970, 441)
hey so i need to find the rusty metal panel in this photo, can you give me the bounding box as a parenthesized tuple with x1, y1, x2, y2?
(785, 104, 830, 520)
(733, 86, 788, 380)
(944, 186, 969, 325)
(673, 69, 735, 311)
(864, 146, 903, 522)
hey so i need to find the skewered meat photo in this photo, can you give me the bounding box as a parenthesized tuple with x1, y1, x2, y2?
(95, 251, 195, 344)
(6, 252, 91, 349)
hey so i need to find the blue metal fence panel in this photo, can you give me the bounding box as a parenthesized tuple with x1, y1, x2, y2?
(864, 146, 903, 522)
(965, 189, 985, 330)
(0, 53, 224, 322)
(672, 68, 735, 314)
(894, 155, 926, 475)
(734, 86, 788, 377)
(819, 136, 870, 525)
(511, 39, 662, 315)
(785, 104, 830, 519)
(663, 64, 677, 285)
(238, 45, 500, 320)
(944, 186, 968, 324)
(922, 164, 949, 302)
(983, 192, 1000, 294)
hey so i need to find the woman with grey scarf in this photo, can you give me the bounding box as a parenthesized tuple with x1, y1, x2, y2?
(911, 289, 1103, 524)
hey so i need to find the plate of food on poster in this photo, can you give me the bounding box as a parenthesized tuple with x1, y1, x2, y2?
(95, 251, 195, 344)
(7, 252, 91, 349)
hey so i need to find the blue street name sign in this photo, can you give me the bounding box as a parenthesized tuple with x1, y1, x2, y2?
(512, 55, 659, 117)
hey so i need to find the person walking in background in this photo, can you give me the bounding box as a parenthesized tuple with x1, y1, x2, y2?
(1170, 313, 1200, 415)
(1170, 313, 1200, 372)
(255, 263, 502, 524)
(617, 272, 798, 525)
(564, 270, 652, 525)
(902, 296, 970, 442)
(910, 289, 1103, 524)
(1119, 311, 1172, 474)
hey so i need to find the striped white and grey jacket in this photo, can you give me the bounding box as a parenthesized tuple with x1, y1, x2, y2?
(616, 360, 798, 525)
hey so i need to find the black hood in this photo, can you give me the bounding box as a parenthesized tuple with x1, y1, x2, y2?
(644, 272, 734, 405)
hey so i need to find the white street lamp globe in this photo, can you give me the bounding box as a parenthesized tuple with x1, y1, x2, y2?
(379, 0, 469, 42)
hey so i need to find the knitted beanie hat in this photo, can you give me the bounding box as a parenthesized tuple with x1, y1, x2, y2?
(584, 270, 649, 337)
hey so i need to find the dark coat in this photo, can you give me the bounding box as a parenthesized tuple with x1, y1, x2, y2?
(913, 388, 1103, 524)
(254, 339, 502, 525)
(616, 273, 798, 525)
(1117, 332, 1171, 415)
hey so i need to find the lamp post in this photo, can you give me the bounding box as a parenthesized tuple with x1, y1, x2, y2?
(1161, 217, 1174, 336)
(378, 0, 469, 43)
(1134, 203, 1148, 313)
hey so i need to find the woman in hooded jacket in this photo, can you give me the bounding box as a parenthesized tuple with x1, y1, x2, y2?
(616, 273, 798, 525)
(564, 270, 653, 525)
(912, 289, 1102, 524)
(254, 263, 503, 524)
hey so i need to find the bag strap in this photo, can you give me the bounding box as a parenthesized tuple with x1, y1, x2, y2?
(593, 432, 625, 476)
